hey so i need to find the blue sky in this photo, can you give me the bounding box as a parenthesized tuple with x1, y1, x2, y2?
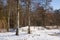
(3, 0, 60, 10)
(32, 0, 60, 10)
(51, 0, 60, 10)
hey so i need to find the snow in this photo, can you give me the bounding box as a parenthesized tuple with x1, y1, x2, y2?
(0, 26, 60, 40)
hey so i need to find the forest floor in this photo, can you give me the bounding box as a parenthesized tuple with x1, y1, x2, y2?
(0, 26, 60, 40)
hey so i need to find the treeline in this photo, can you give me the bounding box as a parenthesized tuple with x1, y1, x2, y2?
(20, 7, 60, 26)
(0, 0, 60, 29)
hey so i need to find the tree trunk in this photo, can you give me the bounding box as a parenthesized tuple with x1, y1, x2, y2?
(16, 0, 19, 36)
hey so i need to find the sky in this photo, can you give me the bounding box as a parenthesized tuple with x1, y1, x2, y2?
(51, 0, 60, 10)
(3, 0, 60, 10)
(31, 0, 60, 10)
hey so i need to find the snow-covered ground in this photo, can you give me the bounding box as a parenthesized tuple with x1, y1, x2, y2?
(0, 26, 60, 40)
